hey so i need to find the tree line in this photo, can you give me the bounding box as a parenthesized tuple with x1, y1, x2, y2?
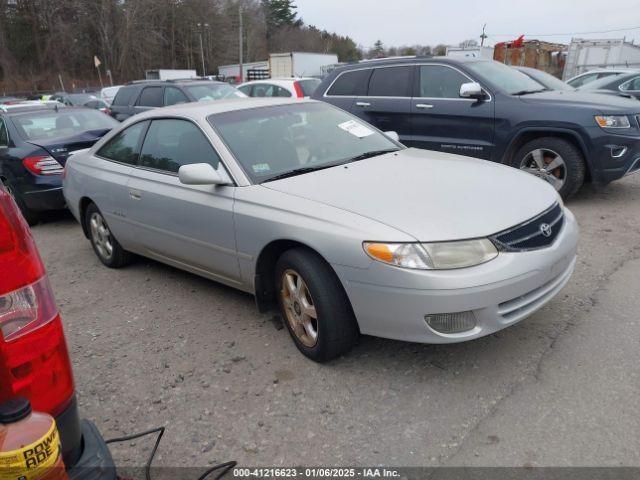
(0, 0, 361, 92)
(0, 0, 477, 94)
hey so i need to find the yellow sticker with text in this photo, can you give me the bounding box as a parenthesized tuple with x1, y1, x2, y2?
(0, 420, 61, 480)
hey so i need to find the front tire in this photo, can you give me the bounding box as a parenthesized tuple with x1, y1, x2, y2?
(511, 137, 585, 200)
(85, 203, 132, 268)
(275, 249, 358, 362)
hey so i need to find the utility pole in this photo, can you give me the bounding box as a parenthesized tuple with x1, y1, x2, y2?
(197, 23, 208, 76)
(480, 23, 488, 46)
(238, 6, 244, 82)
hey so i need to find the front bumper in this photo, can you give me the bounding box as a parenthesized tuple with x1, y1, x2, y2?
(335, 208, 579, 344)
(587, 126, 640, 184)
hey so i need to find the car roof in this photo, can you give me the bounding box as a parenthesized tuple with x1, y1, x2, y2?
(330, 56, 487, 74)
(240, 77, 318, 85)
(125, 97, 312, 122)
(0, 101, 66, 114)
(125, 79, 226, 87)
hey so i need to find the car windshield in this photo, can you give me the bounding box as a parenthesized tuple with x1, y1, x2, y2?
(66, 93, 98, 105)
(209, 102, 400, 183)
(467, 61, 547, 95)
(185, 83, 247, 101)
(521, 69, 571, 91)
(13, 109, 118, 140)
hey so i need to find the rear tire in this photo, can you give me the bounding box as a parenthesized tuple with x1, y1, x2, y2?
(511, 137, 585, 200)
(275, 248, 358, 362)
(2, 180, 40, 226)
(85, 203, 132, 268)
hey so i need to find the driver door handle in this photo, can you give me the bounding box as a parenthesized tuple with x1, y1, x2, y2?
(355, 102, 371, 107)
(416, 103, 434, 109)
(129, 189, 141, 200)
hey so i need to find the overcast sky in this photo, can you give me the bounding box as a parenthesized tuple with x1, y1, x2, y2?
(294, 0, 640, 48)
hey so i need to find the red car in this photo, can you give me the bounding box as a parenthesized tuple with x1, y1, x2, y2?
(0, 185, 115, 478)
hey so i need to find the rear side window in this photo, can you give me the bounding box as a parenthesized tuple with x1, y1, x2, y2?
(620, 76, 640, 91)
(139, 119, 220, 173)
(419, 65, 470, 98)
(326, 69, 371, 96)
(368, 66, 413, 97)
(297, 79, 321, 96)
(0, 118, 8, 146)
(164, 87, 189, 106)
(97, 121, 147, 165)
(112, 86, 138, 106)
(138, 87, 163, 107)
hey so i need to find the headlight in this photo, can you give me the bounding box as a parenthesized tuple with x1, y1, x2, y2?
(363, 239, 498, 270)
(595, 115, 630, 129)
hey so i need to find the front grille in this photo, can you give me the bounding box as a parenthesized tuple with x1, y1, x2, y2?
(490, 203, 564, 252)
(636, 115, 640, 129)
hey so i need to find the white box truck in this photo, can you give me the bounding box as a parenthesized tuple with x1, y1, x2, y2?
(145, 69, 198, 81)
(269, 52, 339, 78)
(563, 38, 640, 80)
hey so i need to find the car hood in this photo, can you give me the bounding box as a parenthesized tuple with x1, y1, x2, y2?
(518, 90, 640, 112)
(262, 148, 558, 241)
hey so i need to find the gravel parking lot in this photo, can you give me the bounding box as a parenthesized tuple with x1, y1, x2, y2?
(32, 175, 640, 469)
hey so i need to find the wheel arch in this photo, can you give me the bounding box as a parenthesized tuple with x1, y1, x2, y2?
(78, 196, 95, 239)
(253, 239, 353, 316)
(503, 128, 593, 182)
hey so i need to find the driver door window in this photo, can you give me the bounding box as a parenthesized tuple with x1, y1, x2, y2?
(418, 65, 470, 98)
(139, 119, 221, 173)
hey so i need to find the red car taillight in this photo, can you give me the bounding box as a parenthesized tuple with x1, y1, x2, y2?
(0, 188, 74, 415)
(23, 156, 64, 176)
(293, 81, 304, 98)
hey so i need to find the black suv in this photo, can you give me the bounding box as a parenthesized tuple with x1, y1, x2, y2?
(109, 79, 247, 122)
(314, 57, 640, 198)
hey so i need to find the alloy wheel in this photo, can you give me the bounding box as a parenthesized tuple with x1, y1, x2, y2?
(520, 148, 566, 192)
(280, 269, 319, 348)
(89, 212, 114, 261)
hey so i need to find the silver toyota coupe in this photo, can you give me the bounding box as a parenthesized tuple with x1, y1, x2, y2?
(63, 98, 579, 362)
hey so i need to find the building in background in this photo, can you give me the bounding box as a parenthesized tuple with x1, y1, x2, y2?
(446, 46, 495, 60)
(563, 38, 640, 80)
(493, 39, 567, 78)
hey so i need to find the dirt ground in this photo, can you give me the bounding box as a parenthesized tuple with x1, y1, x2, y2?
(31, 175, 640, 469)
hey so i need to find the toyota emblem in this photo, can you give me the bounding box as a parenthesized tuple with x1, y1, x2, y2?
(540, 223, 552, 237)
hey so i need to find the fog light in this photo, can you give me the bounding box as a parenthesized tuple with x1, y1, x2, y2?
(425, 311, 476, 334)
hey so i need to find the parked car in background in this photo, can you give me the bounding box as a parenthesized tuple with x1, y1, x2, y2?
(0, 103, 118, 223)
(238, 78, 322, 98)
(514, 66, 572, 91)
(63, 98, 578, 362)
(566, 68, 640, 88)
(99, 85, 122, 106)
(0, 184, 115, 477)
(0, 96, 24, 105)
(313, 57, 640, 199)
(576, 71, 640, 100)
(108, 79, 247, 122)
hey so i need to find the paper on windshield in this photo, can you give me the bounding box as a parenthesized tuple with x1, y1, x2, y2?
(338, 120, 374, 138)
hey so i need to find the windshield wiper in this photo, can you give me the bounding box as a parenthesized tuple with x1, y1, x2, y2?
(262, 164, 339, 183)
(342, 148, 399, 164)
(512, 89, 547, 96)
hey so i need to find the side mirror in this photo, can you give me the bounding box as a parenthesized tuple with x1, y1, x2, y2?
(384, 131, 400, 142)
(178, 163, 230, 186)
(460, 82, 485, 99)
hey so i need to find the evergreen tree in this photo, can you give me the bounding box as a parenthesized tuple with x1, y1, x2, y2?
(262, 0, 302, 40)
